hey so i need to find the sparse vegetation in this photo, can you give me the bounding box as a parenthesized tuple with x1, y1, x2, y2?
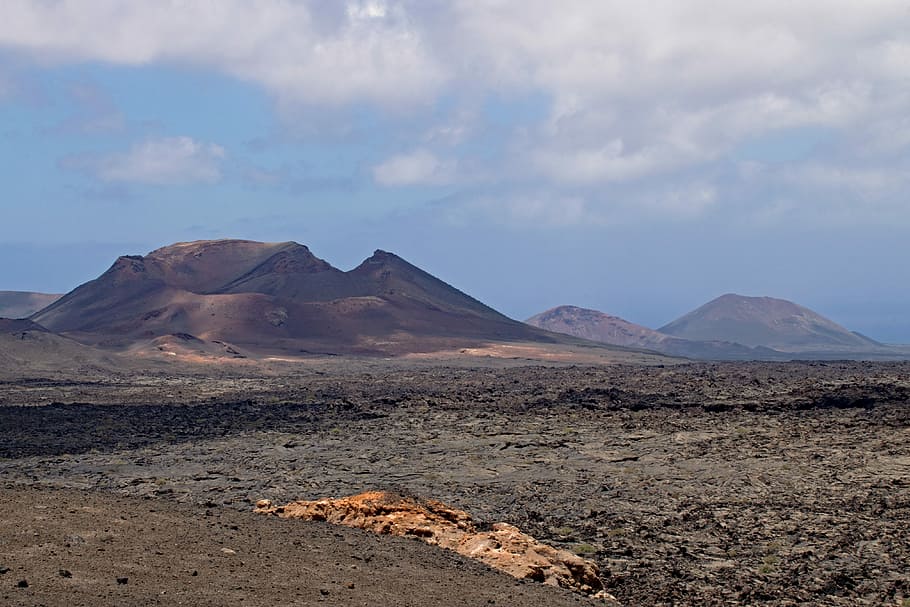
(572, 543, 598, 556)
(759, 554, 780, 574)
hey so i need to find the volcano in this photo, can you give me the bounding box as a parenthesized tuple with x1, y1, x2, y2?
(658, 293, 882, 353)
(32, 239, 620, 358)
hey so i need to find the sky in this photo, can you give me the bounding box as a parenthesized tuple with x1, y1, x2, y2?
(1, 1, 909, 342)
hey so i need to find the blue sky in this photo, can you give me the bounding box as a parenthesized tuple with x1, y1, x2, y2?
(1, 1, 909, 342)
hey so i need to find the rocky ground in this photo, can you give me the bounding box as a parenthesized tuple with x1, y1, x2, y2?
(0, 487, 585, 607)
(1, 361, 909, 606)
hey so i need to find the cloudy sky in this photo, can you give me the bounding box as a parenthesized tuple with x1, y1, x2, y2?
(1, 1, 909, 341)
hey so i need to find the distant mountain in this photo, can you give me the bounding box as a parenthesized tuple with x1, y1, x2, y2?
(658, 294, 882, 353)
(527, 306, 658, 345)
(0, 291, 61, 319)
(33, 239, 642, 359)
(0, 317, 121, 378)
(526, 305, 779, 360)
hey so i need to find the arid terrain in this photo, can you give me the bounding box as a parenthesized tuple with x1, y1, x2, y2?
(2, 360, 909, 606)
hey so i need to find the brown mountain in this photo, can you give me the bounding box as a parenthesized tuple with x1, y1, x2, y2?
(526, 305, 777, 360)
(33, 239, 640, 359)
(658, 293, 883, 353)
(0, 291, 62, 319)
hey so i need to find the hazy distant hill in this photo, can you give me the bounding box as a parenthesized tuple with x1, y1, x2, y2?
(0, 291, 61, 319)
(0, 318, 121, 378)
(527, 305, 779, 360)
(32, 239, 636, 358)
(658, 294, 882, 353)
(527, 296, 909, 360)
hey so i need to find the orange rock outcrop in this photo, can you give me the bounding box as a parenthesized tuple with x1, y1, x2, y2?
(254, 492, 614, 601)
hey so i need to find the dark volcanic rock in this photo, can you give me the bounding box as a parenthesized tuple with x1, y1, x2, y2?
(1, 361, 909, 606)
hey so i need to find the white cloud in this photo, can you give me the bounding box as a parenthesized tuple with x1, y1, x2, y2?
(532, 139, 680, 184)
(448, 0, 910, 192)
(347, 1, 388, 20)
(435, 192, 595, 228)
(639, 183, 719, 218)
(3, 1, 907, 130)
(439, 180, 721, 229)
(372, 149, 455, 186)
(722, 155, 910, 227)
(493, 194, 593, 227)
(0, 0, 445, 106)
(785, 163, 910, 202)
(94, 136, 226, 185)
(4, 1, 910, 221)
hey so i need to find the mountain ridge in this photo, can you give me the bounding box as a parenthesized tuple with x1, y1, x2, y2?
(32, 239, 652, 360)
(528, 296, 906, 360)
(526, 305, 782, 360)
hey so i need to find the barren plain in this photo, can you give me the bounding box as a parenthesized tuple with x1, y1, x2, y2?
(1, 360, 909, 606)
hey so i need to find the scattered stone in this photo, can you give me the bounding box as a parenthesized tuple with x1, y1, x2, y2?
(16, 580, 28, 588)
(0, 566, 9, 575)
(58, 569, 72, 578)
(221, 548, 237, 555)
(116, 577, 128, 585)
(2, 363, 909, 606)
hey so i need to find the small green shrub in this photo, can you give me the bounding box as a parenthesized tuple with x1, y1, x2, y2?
(573, 543, 597, 556)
